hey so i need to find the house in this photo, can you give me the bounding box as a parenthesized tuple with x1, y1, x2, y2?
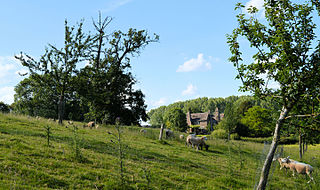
(186, 108, 222, 134)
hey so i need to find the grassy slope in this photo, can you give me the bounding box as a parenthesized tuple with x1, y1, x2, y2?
(0, 113, 319, 189)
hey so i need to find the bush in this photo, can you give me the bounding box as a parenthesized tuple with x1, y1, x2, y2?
(230, 133, 240, 140)
(212, 129, 228, 139)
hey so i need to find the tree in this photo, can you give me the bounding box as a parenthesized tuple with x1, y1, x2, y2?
(15, 20, 91, 124)
(77, 15, 159, 125)
(219, 102, 239, 140)
(241, 106, 273, 137)
(163, 107, 187, 132)
(148, 106, 166, 127)
(0, 102, 10, 113)
(227, 1, 320, 189)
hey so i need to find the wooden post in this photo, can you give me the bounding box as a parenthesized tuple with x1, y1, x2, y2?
(159, 124, 164, 140)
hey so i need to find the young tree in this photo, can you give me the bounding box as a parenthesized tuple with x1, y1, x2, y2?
(227, 1, 320, 189)
(15, 20, 91, 124)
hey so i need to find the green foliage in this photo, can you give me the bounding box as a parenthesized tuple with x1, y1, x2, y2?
(212, 129, 228, 139)
(14, 16, 158, 125)
(241, 106, 273, 137)
(163, 107, 187, 132)
(190, 125, 200, 128)
(0, 102, 10, 113)
(148, 106, 166, 127)
(16, 20, 91, 125)
(230, 133, 240, 140)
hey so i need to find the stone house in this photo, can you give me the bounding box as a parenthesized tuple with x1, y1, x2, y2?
(186, 108, 222, 134)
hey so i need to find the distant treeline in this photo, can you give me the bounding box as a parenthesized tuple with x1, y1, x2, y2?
(147, 95, 280, 128)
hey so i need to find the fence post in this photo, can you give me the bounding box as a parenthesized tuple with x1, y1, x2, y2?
(159, 124, 164, 140)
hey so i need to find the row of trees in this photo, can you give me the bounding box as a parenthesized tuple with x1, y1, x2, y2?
(13, 14, 159, 125)
(148, 95, 281, 136)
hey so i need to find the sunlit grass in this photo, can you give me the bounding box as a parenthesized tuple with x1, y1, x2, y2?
(0, 113, 319, 189)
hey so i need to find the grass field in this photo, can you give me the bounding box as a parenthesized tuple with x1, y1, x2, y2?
(0, 113, 319, 189)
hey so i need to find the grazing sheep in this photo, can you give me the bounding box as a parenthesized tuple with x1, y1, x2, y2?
(281, 156, 314, 183)
(275, 157, 291, 172)
(185, 134, 196, 147)
(186, 135, 209, 151)
(179, 134, 184, 139)
(67, 121, 73, 125)
(165, 129, 174, 138)
(87, 121, 95, 129)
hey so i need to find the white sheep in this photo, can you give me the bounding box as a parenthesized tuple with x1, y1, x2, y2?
(275, 157, 291, 172)
(179, 134, 184, 139)
(281, 156, 314, 183)
(86, 121, 95, 129)
(186, 135, 209, 151)
(185, 134, 196, 147)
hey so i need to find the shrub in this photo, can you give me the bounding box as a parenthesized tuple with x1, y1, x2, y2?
(212, 129, 228, 139)
(230, 133, 240, 140)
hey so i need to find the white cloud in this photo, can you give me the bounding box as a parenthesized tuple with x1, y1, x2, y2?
(102, 0, 133, 13)
(182, 84, 197, 96)
(0, 86, 15, 104)
(0, 56, 17, 79)
(177, 53, 211, 72)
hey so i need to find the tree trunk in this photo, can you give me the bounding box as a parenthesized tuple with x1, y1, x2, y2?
(159, 124, 164, 140)
(58, 94, 65, 125)
(256, 107, 290, 190)
(305, 143, 308, 152)
(302, 138, 305, 156)
(299, 127, 302, 160)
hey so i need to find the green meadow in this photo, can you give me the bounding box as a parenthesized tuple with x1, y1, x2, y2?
(0, 113, 319, 189)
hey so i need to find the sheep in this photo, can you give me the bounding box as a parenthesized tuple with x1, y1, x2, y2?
(186, 135, 209, 151)
(67, 121, 73, 125)
(87, 121, 95, 129)
(179, 134, 184, 139)
(275, 157, 291, 172)
(185, 134, 196, 147)
(48, 118, 55, 122)
(140, 129, 147, 133)
(165, 129, 174, 138)
(281, 156, 314, 183)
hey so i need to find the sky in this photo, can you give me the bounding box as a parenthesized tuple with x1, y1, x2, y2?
(0, 0, 267, 110)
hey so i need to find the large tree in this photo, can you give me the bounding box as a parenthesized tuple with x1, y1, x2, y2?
(77, 15, 159, 125)
(15, 20, 91, 124)
(227, 0, 320, 189)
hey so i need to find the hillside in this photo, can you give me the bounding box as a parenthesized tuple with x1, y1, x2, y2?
(0, 113, 319, 189)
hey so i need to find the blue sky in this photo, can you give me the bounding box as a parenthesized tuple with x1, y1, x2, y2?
(0, 0, 266, 110)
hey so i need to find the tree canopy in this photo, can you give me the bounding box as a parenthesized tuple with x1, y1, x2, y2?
(14, 15, 158, 125)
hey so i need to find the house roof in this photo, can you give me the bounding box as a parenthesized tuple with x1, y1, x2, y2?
(190, 112, 210, 121)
